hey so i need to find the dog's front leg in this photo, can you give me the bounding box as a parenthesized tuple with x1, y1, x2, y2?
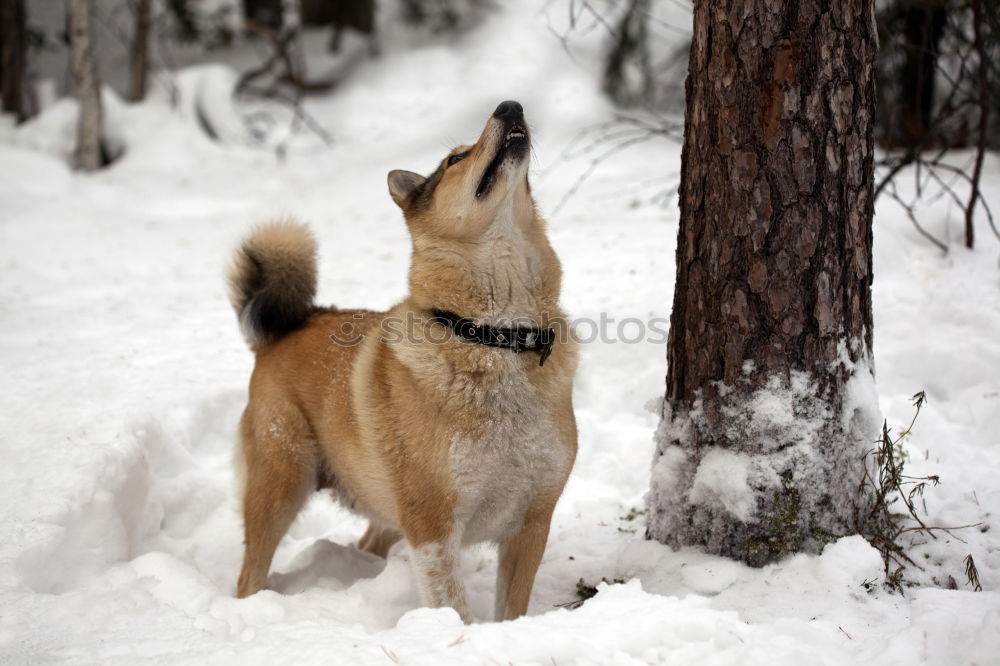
(494, 491, 560, 621)
(408, 533, 472, 623)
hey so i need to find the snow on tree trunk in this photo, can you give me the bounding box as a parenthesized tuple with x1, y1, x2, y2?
(128, 0, 153, 103)
(69, 0, 103, 171)
(648, 0, 880, 567)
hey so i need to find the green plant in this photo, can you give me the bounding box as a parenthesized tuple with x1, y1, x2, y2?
(856, 391, 981, 593)
(965, 554, 983, 592)
(557, 577, 627, 610)
(617, 506, 647, 534)
(620, 507, 647, 522)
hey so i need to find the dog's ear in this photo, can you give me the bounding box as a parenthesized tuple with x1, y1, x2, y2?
(387, 170, 426, 209)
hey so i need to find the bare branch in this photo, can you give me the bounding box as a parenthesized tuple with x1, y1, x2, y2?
(542, 114, 681, 216)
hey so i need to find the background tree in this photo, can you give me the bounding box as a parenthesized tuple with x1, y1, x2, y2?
(1, 0, 28, 121)
(602, 0, 653, 109)
(300, 0, 376, 53)
(68, 0, 103, 170)
(165, 0, 200, 42)
(243, 0, 283, 31)
(238, 0, 337, 94)
(598, 0, 690, 114)
(127, 0, 152, 102)
(879, 0, 949, 149)
(874, 0, 999, 250)
(647, 1, 879, 566)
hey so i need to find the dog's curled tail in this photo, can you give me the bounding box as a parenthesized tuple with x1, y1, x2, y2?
(227, 219, 317, 349)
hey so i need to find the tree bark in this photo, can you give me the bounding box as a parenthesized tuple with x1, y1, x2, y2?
(648, 0, 878, 566)
(68, 0, 103, 171)
(128, 0, 153, 102)
(1, 0, 28, 122)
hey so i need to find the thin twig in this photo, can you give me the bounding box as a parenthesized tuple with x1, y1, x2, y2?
(857, 391, 981, 593)
(543, 114, 681, 216)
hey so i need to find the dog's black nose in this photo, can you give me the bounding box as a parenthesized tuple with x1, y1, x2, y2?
(493, 100, 523, 120)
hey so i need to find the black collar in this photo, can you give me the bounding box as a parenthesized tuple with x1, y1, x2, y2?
(430, 309, 555, 366)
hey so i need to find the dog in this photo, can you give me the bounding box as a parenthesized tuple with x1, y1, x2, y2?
(226, 101, 578, 622)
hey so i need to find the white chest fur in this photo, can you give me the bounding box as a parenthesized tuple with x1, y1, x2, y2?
(447, 356, 568, 545)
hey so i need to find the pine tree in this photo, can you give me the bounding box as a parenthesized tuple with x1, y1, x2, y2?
(648, 0, 879, 566)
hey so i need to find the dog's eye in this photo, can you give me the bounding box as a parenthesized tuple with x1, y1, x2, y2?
(447, 152, 467, 167)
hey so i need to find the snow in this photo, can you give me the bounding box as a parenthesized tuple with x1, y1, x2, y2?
(2, 2, 1000, 664)
(688, 448, 761, 522)
(648, 361, 877, 550)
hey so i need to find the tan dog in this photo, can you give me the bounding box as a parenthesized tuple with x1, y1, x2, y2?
(226, 101, 578, 622)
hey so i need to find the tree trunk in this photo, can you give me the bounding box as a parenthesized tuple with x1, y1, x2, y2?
(648, 0, 879, 567)
(0, 0, 28, 122)
(68, 0, 103, 171)
(243, 0, 284, 31)
(128, 0, 153, 102)
(301, 0, 376, 53)
(165, 0, 199, 42)
(602, 0, 652, 108)
(897, 0, 947, 148)
(964, 0, 988, 250)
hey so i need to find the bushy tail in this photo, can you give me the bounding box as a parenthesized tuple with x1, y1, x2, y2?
(227, 219, 317, 349)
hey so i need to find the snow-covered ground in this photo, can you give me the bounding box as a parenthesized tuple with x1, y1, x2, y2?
(2, 3, 999, 664)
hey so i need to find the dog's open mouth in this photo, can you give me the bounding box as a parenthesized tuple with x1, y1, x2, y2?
(475, 125, 529, 199)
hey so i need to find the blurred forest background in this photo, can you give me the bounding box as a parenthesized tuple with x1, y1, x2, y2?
(1, 0, 998, 247)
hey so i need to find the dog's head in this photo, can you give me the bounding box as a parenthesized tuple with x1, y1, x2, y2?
(387, 100, 532, 240)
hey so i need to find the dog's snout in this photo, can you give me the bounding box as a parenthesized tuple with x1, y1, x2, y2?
(493, 100, 523, 120)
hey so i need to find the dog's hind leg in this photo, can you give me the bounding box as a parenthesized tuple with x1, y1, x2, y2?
(357, 523, 402, 558)
(494, 490, 560, 621)
(235, 406, 317, 598)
